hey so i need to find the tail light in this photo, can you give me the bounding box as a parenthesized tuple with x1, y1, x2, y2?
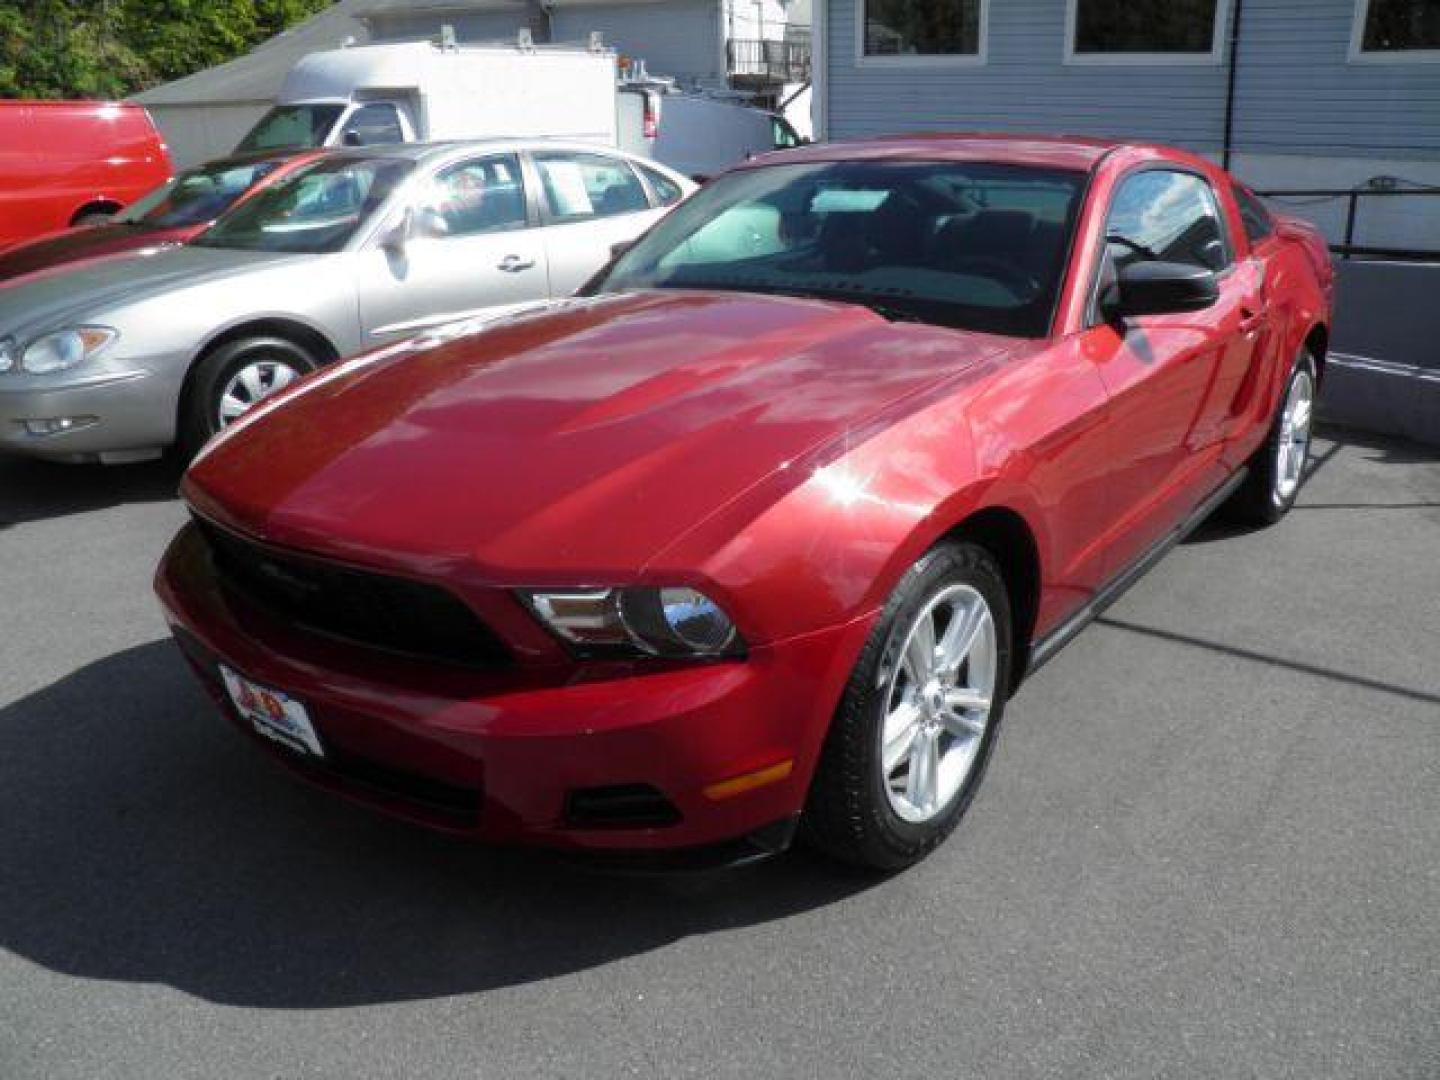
(643, 91, 661, 140)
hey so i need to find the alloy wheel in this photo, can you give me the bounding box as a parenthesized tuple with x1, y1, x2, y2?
(1274, 366, 1314, 503)
(879, 582, 998, 824)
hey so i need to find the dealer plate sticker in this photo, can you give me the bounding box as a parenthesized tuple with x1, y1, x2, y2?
(219, 665, 324, 758)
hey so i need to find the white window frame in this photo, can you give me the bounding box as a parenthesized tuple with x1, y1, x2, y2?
(1063, 0, 1232, 66)
(855, 0, 990, 68)
(1348, 0, 1440, 64)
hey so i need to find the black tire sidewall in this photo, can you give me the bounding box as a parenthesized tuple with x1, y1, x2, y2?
(180, 336, 315, 458)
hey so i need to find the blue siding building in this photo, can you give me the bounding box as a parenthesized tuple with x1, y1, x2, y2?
(815, 0, 1440, 247)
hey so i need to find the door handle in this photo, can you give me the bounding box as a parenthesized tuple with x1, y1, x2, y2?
(497, 254, 535, 273)
(1239, 305, 1264, 333)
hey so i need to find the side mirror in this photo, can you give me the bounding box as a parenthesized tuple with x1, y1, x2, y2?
(1102, 260, 1219, 321)
(379, 207, 413, 254)
(412, 207, 450, 240)
(609, 240, 634, 261)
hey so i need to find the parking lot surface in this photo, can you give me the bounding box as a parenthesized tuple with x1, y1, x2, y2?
(1, 426, 1437, 1079)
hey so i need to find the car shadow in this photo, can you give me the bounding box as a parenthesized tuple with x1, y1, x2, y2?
(1182, 422, 1432, 545)
(0, 640, 871, 1009)
(0, 455, 181, 529)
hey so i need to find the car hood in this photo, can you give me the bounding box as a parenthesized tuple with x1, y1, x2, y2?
(0, 244, 303, 340)
(0, 223, 194, 285)
(185, 291, 1017, 577)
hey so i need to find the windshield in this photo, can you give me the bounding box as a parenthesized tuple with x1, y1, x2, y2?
(194, 157, 414, 254)
(121, 160, 285, 229)
(236, 104, 345, 152)
(599, 161, 1085, 337)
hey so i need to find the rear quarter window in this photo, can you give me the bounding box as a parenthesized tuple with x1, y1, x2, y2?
(1233, 184, 1275, 245)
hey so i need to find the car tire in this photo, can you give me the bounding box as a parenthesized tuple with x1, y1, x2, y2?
(1225, 349, 1318, 526)
(802, 541, 1012, 872)
(72, 212, 115, 228)
(179, 336, 316, 460)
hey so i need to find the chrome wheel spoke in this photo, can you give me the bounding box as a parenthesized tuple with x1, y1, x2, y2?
(882, 701, 923, 775)
(905, 731, 939, 813)
(937, 599, 986, 672)
(904, 609, 937, 684)
(943, 686, 991, 713)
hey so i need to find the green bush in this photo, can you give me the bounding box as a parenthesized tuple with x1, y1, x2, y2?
(0, 0, 332, 100)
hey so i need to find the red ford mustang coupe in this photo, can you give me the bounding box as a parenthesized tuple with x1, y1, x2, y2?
(156, 135, 1333, 870)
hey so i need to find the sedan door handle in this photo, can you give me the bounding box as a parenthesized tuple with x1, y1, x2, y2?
(497, 254, 535, 273)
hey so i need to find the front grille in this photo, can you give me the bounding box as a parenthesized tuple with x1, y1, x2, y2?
(196, 519, 510, 669)
(289, 744, 482, 826)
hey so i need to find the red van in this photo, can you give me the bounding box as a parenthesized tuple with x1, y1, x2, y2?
(0, 101, 172, 249)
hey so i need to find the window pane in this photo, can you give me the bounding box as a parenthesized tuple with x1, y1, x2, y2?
(236, 104, 344, 152)
(1362, 0, 1440, 51)
(1232, 184, 1274, 244)
(864, 0, 982, 56)
(416, 155, 528, 237)
(197, 158, 413, 254)
(601, 161, 1085, 338)
(639, 164, 684, 207)
(1074, 0, 1220, 54)
(535, 153, 650, 221)
(1107, 170, 1230, 272)
(343, 104, 404, 147)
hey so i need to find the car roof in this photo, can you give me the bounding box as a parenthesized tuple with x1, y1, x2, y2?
(747, 133, 1134, 173)
(293, 139, 693, 181)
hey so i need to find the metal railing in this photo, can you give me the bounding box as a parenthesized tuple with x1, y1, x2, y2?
(727, 37, 811, 82)
(1257, 186, 1440, 262)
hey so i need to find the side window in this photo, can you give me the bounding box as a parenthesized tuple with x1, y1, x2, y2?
(415, 155, 528, 238)
(533, 152, 651, 222)
(1106, 169, 1231, 273)
(772, 117, 802, 150)
(1233, 183, 1275, 245)
(638, 164, 684, 207)
(342, 104, 404, 147)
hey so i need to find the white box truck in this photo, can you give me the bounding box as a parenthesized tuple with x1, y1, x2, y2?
(235, 39, 619, 153)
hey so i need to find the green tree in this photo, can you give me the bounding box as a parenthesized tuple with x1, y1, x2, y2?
(0, 0, 332, 100)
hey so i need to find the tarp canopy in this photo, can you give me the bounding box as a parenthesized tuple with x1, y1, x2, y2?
(132, 0, 371, 107)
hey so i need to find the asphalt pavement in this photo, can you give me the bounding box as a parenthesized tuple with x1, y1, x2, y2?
(1, 425, 1437, 1079)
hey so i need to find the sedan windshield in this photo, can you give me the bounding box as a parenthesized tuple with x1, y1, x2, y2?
(236, 104, 345, 153)
(599, 161, 1085, 337)
(194, 157, 413, 254)
(120, 160, 285, 229)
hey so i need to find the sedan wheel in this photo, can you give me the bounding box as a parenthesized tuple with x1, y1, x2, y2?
(804, 541, 1011, 870)
(179, 335, 318, 460)
(217, 359, 302, 428)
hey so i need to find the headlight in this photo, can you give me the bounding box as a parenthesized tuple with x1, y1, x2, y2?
(0, 338, 14, 373)
(522, 586, 743, 659)
(21, 327, 117, 374)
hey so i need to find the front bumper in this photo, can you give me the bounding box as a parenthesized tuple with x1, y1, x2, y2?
(0, 369, 173, 462)
(154, 524, 871, 855)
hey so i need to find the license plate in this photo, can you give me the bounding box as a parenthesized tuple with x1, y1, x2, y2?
(219, 665, 324, 758)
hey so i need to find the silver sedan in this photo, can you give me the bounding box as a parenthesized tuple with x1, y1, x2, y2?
(0, 140, 693, 463)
